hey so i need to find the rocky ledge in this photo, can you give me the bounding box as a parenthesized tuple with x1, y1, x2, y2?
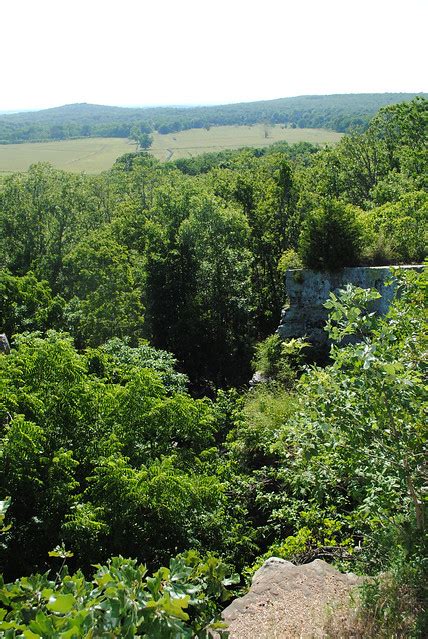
(277, 265, 424, 355)
(221, 557, 363, 639)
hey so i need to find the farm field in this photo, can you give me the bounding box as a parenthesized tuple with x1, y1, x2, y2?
(150, 124, 343, 161)
(0, 125, 343, 174)
(0, 138, 137, 174)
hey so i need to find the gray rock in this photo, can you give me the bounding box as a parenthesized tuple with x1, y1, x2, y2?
(277, 265, 424, 355)
(220, 557, 364, 639)
(249, 371, 269, 387)
(0, 333, 10, 355)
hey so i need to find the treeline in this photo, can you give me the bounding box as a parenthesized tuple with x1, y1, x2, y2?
(0, 93, 426, 143)
(0, 98, 427, 637)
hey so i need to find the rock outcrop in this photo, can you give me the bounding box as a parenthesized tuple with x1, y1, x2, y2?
(222, 557, 362, 639)
(277, 265, 424, 355)
(0, 333, 10, 355)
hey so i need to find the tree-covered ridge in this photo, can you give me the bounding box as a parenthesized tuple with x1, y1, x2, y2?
(0, 93, 426, 143)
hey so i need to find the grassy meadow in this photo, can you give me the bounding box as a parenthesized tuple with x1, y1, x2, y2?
(0, 125, 343, 173)
(150, 124, 343, 161)
(0, 138, 138, 174)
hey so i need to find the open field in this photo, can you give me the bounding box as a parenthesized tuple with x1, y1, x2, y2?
(0, 138, 138, 174)
(150, 125, 343, 161)
(0, 125, 343, 174)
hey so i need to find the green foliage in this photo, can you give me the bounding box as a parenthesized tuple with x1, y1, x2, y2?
(0, 271, 64, 337)
(177, 196, 254, 386)
(360, 190, 427, 264)
(298, 199, 363, 270)
(47, 543, 74, 559)
(130, 124, 153, 150)
(4, 272, 423, 585)
(347, 520, 428, 638)
(0, 332, 228, 576)
(97, 337, 189, 393)
(0, 98, 426, 633)
(1, 99, 425, 383)
(203, 151, 299, 336)
(252, 334, 307, 386)
(227, 385, 298, 471)
(0, 165, 109, 288)
(0, 497, 11, 534)
(230, 272, 426, 595)
(0, 551, 237, 637)
(144, 181, 257, 386)
(324, 285, 381, 342)
(63, 229, 145, 346)
(245, 515, 354, 581)
(277, 248, 303, 275)
(300, 97, 427, 209)
(70, 453, 226, 567)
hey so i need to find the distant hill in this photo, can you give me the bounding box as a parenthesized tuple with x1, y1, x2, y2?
(0, 93, 426, 144)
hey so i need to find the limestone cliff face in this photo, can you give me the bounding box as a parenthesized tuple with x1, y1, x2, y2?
(277, 265, 423, 354)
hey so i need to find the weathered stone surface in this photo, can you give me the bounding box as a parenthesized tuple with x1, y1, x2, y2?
(277, 265, 424, 354)
(0, 333, 10, 355)
(249, 370, 269, 387)
(221, 558, 363, 638)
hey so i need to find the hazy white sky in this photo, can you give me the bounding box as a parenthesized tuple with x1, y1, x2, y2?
(1, 0, 427, 111)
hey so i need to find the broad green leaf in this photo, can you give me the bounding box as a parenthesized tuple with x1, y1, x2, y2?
(96, 572, 112, 587)
(47, 593, 76, 614)
(0, 621, 25, 631)
(61, 626, 83, 639)
(48, 544, 74, 559)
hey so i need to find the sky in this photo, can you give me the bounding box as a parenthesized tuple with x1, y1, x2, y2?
(1, 0, 427, 111)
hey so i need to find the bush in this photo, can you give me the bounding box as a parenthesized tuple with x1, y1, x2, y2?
(325, 531, 428, 639)
(277, 248, 303, 275)
(0, 551, 237, 637)
(298, 199, 363, 270)
(0, 332, 227, 578)
(360, 191, 428, 265)
(252, 334, 307, 386)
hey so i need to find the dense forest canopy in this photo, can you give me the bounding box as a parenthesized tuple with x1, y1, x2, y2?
(0, 97, 427, 637)
(0, 93, 426, 143)
(0, 98, 426, 387)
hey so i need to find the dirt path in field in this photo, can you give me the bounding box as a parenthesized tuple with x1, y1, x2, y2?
(221, 558, 362, 639)
(65, 142, 107, 166)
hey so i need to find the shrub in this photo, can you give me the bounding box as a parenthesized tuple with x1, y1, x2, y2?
(360, 191, 428, 265)
(298, 199, 363, 270)
(325, 530, 427, 639)
(0, 551, 237, 637)
(252, 334, 308, 386)
(277, 248, 303, 275)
